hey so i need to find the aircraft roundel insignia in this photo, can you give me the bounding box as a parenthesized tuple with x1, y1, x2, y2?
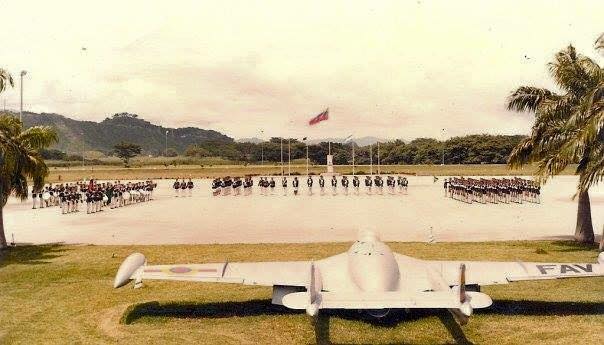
(169, 266, 192, 274)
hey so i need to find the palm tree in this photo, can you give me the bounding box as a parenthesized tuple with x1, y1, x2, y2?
(506, 45, 604, 244)
(0, 115, 58, 249)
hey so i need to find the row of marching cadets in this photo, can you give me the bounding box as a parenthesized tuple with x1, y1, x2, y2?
(31, 179, 156, 215)
(210, 175, 409, 196)
(362, 175, 409, 196)
(172, 178, 195, 197)
(211, 176, 252, 196)
(444, 177, 540, 204)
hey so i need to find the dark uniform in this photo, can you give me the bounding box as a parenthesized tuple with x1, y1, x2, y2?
(341, 176, 349, 195)
(353, 176, 360, 195)
(292, 177, 299, 195)
(365, 176, 373, 195)
(173, 179, 181, 197)
(319, 176, 325, 195)
(331, 176, 337, 196)
(187, 179, 194, 197)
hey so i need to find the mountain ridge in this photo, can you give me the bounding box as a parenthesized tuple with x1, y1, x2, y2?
(14, 111, 233, 154)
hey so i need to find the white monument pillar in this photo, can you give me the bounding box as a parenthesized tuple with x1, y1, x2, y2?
(326, 154, 334, 174)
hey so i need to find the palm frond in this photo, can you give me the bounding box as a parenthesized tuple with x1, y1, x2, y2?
(577, 147, 604, 191)
(507, 86, 558, 112)
(0, 114, 56, 205)
(16, 126, 59, 150)
(547, 45, 597, 95)
(0, 115, 22, 136)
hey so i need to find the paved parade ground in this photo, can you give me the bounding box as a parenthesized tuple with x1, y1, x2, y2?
(4, 175, 604, 245)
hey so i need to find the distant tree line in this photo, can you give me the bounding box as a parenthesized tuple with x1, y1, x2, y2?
(183, 134, 526, 165)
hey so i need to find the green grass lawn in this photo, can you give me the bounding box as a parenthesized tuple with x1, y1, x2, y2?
(1, 241, 602, 344)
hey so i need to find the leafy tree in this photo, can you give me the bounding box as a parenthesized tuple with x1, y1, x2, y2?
(165, 148, 178, 157)
(0, 114, 58, 249)
(185, 144, 210, 158)
(506, 45, 604, 244)
(113, 141, 141, 167)
(40, 148, 67, 160)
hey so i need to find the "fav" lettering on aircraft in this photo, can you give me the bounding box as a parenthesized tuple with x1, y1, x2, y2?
(114, 231, 604, 324)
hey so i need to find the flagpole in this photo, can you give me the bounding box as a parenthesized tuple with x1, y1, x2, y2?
(370, 144, 373, 175)
(377, 141, 380, 175)
(352, 141, 355, 176)
(260, 129, 264, 166)
(306, 141, 309, 176)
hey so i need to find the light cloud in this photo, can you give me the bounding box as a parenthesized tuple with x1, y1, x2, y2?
(0, 0, 602, 140)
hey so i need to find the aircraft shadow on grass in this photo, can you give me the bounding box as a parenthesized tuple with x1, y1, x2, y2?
(121, 299, 604, 345)
(0, 243, 68, 268)
(535, 238, 603, 252)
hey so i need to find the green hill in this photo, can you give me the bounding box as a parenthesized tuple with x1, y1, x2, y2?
(19, 111, 232, 155)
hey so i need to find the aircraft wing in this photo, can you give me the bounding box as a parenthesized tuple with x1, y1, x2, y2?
(427, 252, 604, 287)
(113, 253, 311, 288)
(281, 290, 492, 310)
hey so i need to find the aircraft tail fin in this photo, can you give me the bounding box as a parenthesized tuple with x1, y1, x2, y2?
(305, 262, 322, 316)
(447, 262, 493, 325)
(459, 263, 467, 303)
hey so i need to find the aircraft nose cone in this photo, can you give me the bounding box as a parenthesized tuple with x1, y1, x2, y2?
(348, 242, 399, 292)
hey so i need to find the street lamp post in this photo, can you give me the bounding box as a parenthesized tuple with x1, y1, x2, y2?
(19, 70, 27, 123)
(165, 130, 169, 156)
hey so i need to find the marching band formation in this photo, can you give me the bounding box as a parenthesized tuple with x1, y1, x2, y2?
(210, 175, 409, 197)
(31, 180, 157, 214)
(443, 177, 541, 204)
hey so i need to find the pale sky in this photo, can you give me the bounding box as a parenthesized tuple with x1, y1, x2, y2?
(0, 0, 602, 140)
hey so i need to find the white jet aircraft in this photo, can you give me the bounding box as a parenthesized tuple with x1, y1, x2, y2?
(114, 231, 604, 324)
